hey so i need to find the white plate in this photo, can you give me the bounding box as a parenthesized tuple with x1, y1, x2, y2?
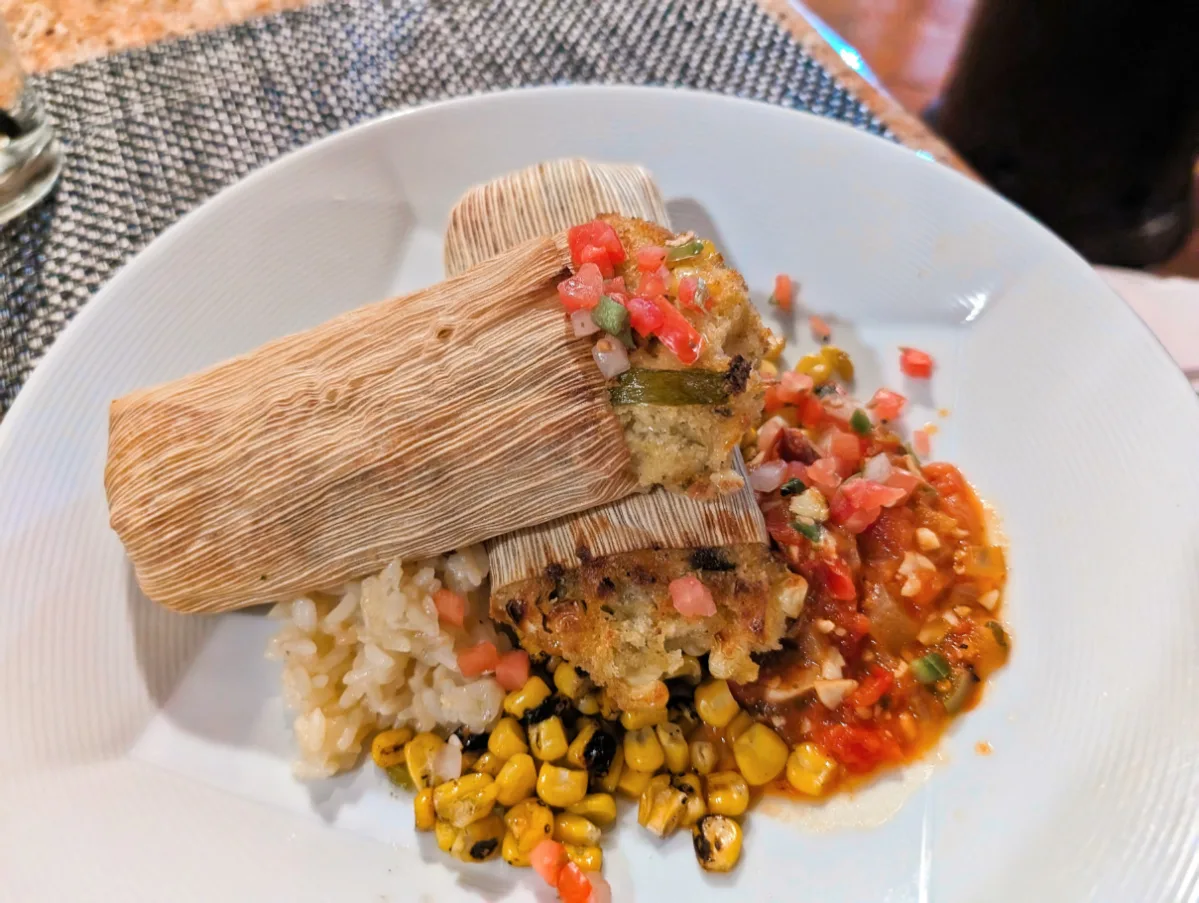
(2, 86, 1197, 903)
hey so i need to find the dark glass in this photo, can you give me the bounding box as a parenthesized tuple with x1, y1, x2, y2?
(929, 0, 1199, 267)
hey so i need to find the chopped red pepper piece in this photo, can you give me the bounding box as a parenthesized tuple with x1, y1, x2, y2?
(626, 296, 665, 336)
(821, 558, 857, 600)
(651, 297, 704, 365)
(899, 346, 934, 379)
(772, 273, 793, 312)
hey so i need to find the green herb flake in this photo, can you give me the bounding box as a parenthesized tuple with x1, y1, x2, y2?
(780, 478, 807, 496)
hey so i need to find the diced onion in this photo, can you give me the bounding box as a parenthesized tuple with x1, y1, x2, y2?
(749, 460, 788, 493)
(592, 336, 630, 378)
(814, 678, 858, 709)
(571, 310, 600, 337)
(863, 453, 893, 484)
(432, 741, 462, 783)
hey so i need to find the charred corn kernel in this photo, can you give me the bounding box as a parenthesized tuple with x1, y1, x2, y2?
(554, 813, 601, 846)
(724, 711, 755, 744)
(472, 751, 505, 776)
(672, 773, 707, 827)
(597, 746, 624, 794)
(370, 727, 414, 768)
(760, 359, 779, 378)
(536, 762, 589, 808)
(616, 761, 654, 799)
(413, 788, 436, 831)
(434, 819, 458, 853)
(564, 844, 603, 872)
(670, 700, 701, 736)
(501, 831, 531, 867)
(576, 692, 601, 716)
(693, 815, 742, 872)
(503, 798, 554, 853)
(732, 723, 790, 786)
(796, 352, 833, 384)
(706, 771, 750, 817)
(638, 774, 687, 837)
(623, 726, 665, 773)
(433, 773, 499, 828)
(821, 345, 855, 381)
(598, 689, 621, 721)
(566, 719, 598, 769)
(487, 717, 528, 760)
(528, 715, 569, 762)
(495, 753, 537, 806)
(451, 813, 504, 862)
(553, 663, 588, 700)
(656, 722, 690, 773)
(695, 680, 740, 728)
(503, 676, 552, 720)
(786, 742, 839, 796)
(404, 732, 445, 789)
(689, 739, 719, 776)
(620, 698, 668, 730)
(566, 793, 617, 827)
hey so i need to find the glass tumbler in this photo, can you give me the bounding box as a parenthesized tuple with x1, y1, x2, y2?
(0, 18, 62, 225)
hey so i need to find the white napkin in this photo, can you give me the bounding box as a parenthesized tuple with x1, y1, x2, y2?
(1096, 266, 1199, 390)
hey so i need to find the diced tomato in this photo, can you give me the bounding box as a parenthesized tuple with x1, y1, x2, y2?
(763, 500, 804, 546)
(677, 275, 704, 310)
(847, 666, 895, 708)
(652, 298, 705, 365)
(626, 296, 665, 336)
(568, 220, 625, 269)
(772, 273, 793, 313)
(840, 503, 882, 534)
(579, 244, 615, 278)
(637, 267, 668, 298)
(636, 245, 667, 272)
(913, 427, 932, 457)
(756, 416, 787, 459)
(800, 394, 825, 428)
(779, 427, 819, 464)
(899, 346, 934, 379)
(494, 649, 530, 691)
(884, 467, 921, 504)
(603, 276, 627, 295)
(821, 558, 857, 601)
(531, 840, 568, 887)
(868, 387, 907, 421)
(777, 370, 814, 403)
(669, 575, 717, 619)
(432, 588, 466, 628)
(813, 723, 904, 773)
(809, 314, 832, 341)
(556, 263, 604, 312)
(787, 460, 809, 481)
(806, 457, 842, 496)
(763, 383, 786, 415)
(828, 431, 863, 469)
(842, 479, 907, 509)
(586, 874, 613, 903)
(557, 863, 593, 903)
(923, 462, 985, 538)
(456, 641, 499, 677)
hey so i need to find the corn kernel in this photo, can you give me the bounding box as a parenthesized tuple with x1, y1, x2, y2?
(724, 711, 755, 744)
(566, 719, 598, 769)
(433, 773, 499, 828)
(693, 815, 742, 872)
(673, 772, 707, 827)
(695, 680, 740, 728)
(576, 692, 601, 716)
(821, 345, 855, 381)
(616, 762, 654, 799)
(413, 787, 436, 831)
(689, 739, 718, 776)
(451, 813, 504, 862)
(434, 819, 458, 853)
(706, 771, 750, 817)
(553, 663, 589, 700)
(597, 746, 624, 794)
(638, 773, 687, 837)
(495, 753, 537, 806)
(404, 732, 446, 789)
(732, 723, 789, 786)
(370, 727, 414, 769)
(566, 793, 617, 827)
(623, 726, 665, 773)
(528, 715, 569, 762)
(786, 742, 839, 796)
(503, 798, 554, 853)
(760, 359, 779, 378)
(501, 831, 531, 867)
(620, 699, 668, 731)
(554, 813, 601, 846)
(472, 751, 505, 776)
(656, 722, 690, 774)
(487, 717, 528, 760)
(796, 353, 833, 384)
(598, 690, 621, 722)
(564, 844, 603, 872)
(536, 762, 589, 808)
(503, 676, 552, 720)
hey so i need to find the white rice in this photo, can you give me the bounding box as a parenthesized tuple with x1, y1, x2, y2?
(266, 545, 506, 778)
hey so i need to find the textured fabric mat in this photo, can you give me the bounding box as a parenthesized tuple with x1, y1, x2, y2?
(0, 0, 893, 413)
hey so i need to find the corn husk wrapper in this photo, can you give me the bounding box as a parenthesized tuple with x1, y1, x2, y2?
(444, 159, 768, 589)
(105, 234, 638, 614)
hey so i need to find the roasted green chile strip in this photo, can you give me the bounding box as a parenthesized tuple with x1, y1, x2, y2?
(609, 368, 730, 406)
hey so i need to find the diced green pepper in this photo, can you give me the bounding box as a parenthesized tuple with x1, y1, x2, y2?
(593, 294, 630, 337)
(665, 239, 705, 264)
(780, 478, 807, 496)
(910, 652, 951, 685)
(941, 670, 979, 714)
(609, 368, 729, 406)
(793, 520, 823, 542)
(986, 620, 1009, 649)
(850, 409, 871, 435)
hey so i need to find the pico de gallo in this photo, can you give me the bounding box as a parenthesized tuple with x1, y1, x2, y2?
(731, 341, 1009, 792)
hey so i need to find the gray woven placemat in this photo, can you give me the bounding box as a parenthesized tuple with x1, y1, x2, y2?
(0, 0, 893, 414)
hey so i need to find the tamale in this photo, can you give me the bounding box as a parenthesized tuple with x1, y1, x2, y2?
(105, 235, 640, 614)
